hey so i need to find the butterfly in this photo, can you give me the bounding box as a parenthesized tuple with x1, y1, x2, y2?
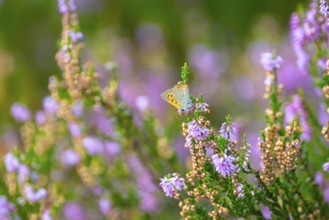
(161, 81, 192, 113)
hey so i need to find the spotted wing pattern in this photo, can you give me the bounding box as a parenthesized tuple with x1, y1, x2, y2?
(161, 89, 182, 109)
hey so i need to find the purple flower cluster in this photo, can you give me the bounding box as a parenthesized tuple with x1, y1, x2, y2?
(10, 103, 31, 122)
(284, 95, 311, 140)
(290, 1, 329, 74)
(159, 174, 185, 197)
(58, 0, 76, 14)
(65, 30, 84, 43)
(219, 122, 236, 140)
(5, 153, 31, 183)
(260, 52, 283, 72)
(212, 153, 237, 177)
(4, 152, 19, 173)
(0, 196, 15, 219)
(24, 185, 47, 202)
(320, 0, 329, 18)
(187, 120, 210, 141)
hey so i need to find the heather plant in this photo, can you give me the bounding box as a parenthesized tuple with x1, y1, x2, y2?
(2, 0, 329, 219)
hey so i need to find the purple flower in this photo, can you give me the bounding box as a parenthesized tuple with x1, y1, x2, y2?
(43, 96, 59, 114)
(159, 176, 175, 197)
(260, 52, 283, 72)
(18, 164, 30, 183)
(68, 30, 83, 43)
(315, 172, 324, 188)
(68, 123, 81, 137)
(284, 95, 311, 140)
(63, 203, 85, 220)
(72, 101, 84, 117)
(58, 0, 76, 14)
(41, 210, 52, 220)
(82, 137, 104, 155)
(195, 101, 209, 112)
(212, 154, 237, 177)
(170, 174, 185, 190)
(260, 204, 272, 219)
(236, 183, 244, 198)
(135, 96, 150, 112)
(99, 198, 111, 216)
(25, 185, 47, 202)
(184, 134, 193, 148)
(323, 162, 329, 172)
(104, 142, 121, 156)
(0, 196, 14, 218)
(187, 120, 210, 141)
(11, 103, 31, 122)
(62, 150, 80, 167)
(35, 110, 47, 125)
(219, 122, 236, 140)
(4, 152, 20, 173)
(320, 0, 329, 18)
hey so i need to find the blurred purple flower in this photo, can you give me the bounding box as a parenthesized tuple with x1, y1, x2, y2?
(82, 137, 103, 155)
(4, 152, 20, 173)
(320, 0, 329, 18)
(0, 196, 14, 218)
(11, 103, 31, 122)
(260, 52, 283, 72)
(58, 0, 76, 14)
(135, 24, 164, 50)
(68, 123, 81, 137)
(315, 171, 324, 188)
(87, 106, 113, 136)
(212, 154, 237, 177)
(35, 110, 47, 125)
(67, 30, 83, 43)
(104, 142, 121, 157)
(43, 96, 59, 114)
(72, 101, 84, 117)
(99, 198, 111, 216)
(41, 210, 52, 220)
(260, 204, 272, 219)
(63, 203, 86, 220)
(323, 162, 329, 172)
(284, 95, 311, 140)
(18, 164, 30, 183)
(139, 191, 158, 211)
(188, 45, 227, 79)
(135, 95, 150, 112)
(24, 185, 47, 202)
(319, 103, 329, 126)
(62, 150, 80, 167)
(324, 187, 329, 204)
(236, 183, 244, 198)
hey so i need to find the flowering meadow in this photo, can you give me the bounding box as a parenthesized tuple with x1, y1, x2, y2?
(3, 0, 329, 219)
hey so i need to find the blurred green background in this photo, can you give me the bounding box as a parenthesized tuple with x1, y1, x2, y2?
(0, 0, 308, 129)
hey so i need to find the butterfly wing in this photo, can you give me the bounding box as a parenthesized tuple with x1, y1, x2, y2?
(161, 89, 183, 109)
(171, 83, 191, 110)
